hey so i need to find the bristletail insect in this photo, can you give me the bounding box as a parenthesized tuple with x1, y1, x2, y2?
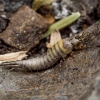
(0, 37, 79, 70)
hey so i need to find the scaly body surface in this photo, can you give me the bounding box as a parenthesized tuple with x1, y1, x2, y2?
(0, 38, 79, 70)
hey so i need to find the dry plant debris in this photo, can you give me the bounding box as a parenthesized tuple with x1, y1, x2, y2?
(0, 51, 27, 63)
(32, 0, 54, 11)
(43, 14, 55, 25)
(46, 30, 61, 48)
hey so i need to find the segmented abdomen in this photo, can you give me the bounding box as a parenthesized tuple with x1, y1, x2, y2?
(18, 41, 67, 70)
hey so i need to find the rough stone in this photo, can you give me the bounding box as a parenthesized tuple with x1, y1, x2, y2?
(79, 76, 100, 100)
(0, 5, 49, 50)
(0, 0, 33, 12)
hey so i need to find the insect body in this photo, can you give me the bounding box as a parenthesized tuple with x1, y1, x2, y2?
(0, 38, 79, 70)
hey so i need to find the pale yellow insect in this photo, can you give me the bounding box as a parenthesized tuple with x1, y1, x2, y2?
(0, 37, 79, 70)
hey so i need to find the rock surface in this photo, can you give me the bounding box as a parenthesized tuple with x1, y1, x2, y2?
(0, 0, 33, 12)
(79, 76, 100, 100)
(0, 5, 49, 50)
(0, 19, 100, 99)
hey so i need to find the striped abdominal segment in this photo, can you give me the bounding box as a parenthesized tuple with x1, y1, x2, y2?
(18, 40, 70, 70)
